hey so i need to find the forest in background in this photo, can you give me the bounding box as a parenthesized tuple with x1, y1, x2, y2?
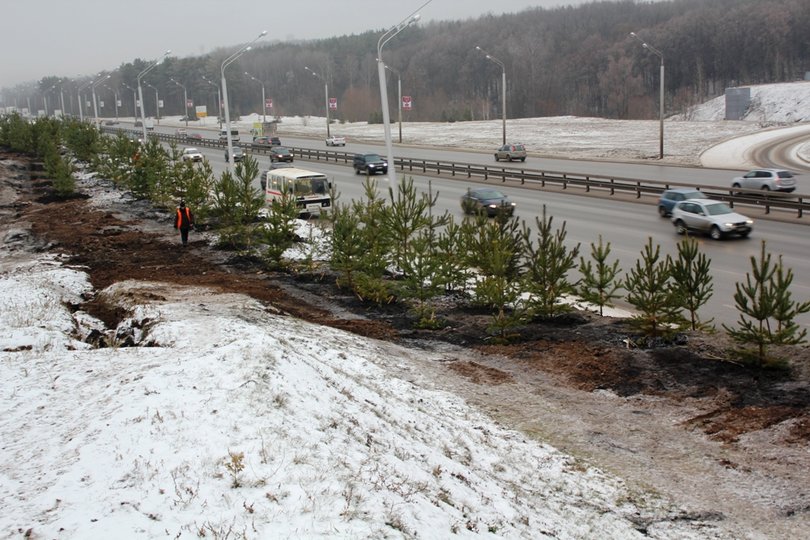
(16, 0, 810, 123)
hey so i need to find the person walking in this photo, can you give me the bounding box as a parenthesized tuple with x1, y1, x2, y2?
(174, 200, 194, 246)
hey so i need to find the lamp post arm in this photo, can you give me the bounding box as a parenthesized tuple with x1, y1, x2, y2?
(221, 30, 266, 172)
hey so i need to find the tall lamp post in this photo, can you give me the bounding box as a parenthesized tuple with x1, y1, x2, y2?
(202, 75, 222, 128)
(304, 66, 330, 138)
(77, 79, 94, 122)
(383, 64, 403, 143)
(377, 0, 431, 187)
(58, 84, 67, 118)
(221, 30, 267, 172)
(43, 84, 57, 117)
(170, 78, 188, 126)
(103, 84, 120, 122)
(91, 74, 110, 125)
(137, 49, 171, 140)
(475, 46, 507, 145)
(122, 83, 138, 119)
(630, 32, 664, 159)
(244, 71, 266, 124)
(144, 82, 161, 122)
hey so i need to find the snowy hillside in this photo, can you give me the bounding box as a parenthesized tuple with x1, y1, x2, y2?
(678, 80, 810, 123)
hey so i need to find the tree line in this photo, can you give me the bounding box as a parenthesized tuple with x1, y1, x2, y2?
(2, 113, 809, 366)
(8, 0, 810, 124)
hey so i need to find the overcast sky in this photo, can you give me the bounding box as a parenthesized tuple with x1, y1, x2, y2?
(2, 0, 593, 90)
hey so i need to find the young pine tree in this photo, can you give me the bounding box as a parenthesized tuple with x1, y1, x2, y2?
(259, 189, 299, 270)
(724, 240, 810, 365)
(578, 235, 622, 317)
(465, 211, 525, 342)
(670, 237, 714, 331)
(521, 205, 580, 320)
(623, 237, 683, 337)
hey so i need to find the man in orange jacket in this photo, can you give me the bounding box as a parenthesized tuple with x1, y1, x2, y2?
(174, 200, 194, 246)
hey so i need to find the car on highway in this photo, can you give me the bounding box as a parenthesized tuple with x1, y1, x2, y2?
(181, 148, 204, 162)
(460, 188, 516, 217)
(269, 146, 294, 162)
(175, 128, 188, 138)
(326, 135, 346, 146)
(671, 199, 753, 240)
(353, 153, 388, 175)
(657, 188, 708, 217)
(187, 133, 203, 141)
(253, 135, 281, 147)
(224, 146, 245, 163)
(494, 144, 527, 162)
(731, 168, 797, 193)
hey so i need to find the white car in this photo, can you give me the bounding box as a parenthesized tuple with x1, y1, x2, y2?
(671, 199, 753, 240)
(731, 168, 797, 193)
(326, 135, 346, 146)
(181, 147, 204, 162)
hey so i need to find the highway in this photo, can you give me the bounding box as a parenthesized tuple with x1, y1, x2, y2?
(138, 123, 810, 331)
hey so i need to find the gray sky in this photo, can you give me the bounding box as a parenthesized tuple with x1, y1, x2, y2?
(2, 0, 591, 89)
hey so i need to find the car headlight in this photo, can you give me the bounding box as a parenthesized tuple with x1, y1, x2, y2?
(488, 204, 497, 208)
(746, 220, 753, 225)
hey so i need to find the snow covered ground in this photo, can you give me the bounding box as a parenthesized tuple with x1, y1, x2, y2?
(159, 80, 810, 168)
(0, 216, 713, 539)
(2, 81, 809, 539)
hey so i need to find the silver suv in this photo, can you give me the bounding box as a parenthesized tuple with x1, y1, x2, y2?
(671, 199, 753, 240)
(494, 144, 527, 162)
(731, 169, 796, 193)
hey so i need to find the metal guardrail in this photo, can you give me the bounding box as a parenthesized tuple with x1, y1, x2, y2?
(105, 127, 809, 219)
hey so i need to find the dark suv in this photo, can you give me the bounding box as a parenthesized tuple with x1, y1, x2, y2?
(353, 153, 388, 175)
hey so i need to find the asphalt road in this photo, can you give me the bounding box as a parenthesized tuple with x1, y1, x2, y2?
(137, 123, 810, 331)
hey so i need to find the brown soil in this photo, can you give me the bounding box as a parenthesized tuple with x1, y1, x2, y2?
(3, 151, 810, 536)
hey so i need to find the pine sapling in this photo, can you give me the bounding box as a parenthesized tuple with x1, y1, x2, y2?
(578, 235, 622, 316)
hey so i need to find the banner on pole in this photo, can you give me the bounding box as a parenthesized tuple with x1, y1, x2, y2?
(402, 96, 412, 110)
(328, 97, 337, 110)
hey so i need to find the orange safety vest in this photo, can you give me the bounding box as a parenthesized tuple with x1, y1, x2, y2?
(176, 207, 193, 228)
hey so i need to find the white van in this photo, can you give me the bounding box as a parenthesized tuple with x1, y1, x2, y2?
(219, 128, 240, 142)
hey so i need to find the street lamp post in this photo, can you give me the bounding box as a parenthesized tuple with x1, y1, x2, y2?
(170, 78, 188, 127)
(475, 46, 507, 145)
(384, 64, 403, 143)
(91, 74, 110, 125)
(221, 30, 267, 172)
(202, 76, 222, 128)
(43, 84, 57, 117)
(377, 0, 431, 187)
(77, 79, 94, 122)
(144, 82, 161, 122)
(304, 66, 330, 138)
(630, 32, 664, 159)
(122, 83, 138, 119)
(104, 84, 119, 121)
(137, 49, 171, 140)
(58, 85, 66, 118)
(244, 71, 266, 124)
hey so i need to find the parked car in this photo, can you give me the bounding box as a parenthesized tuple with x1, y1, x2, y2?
(253, 135, 281, 147)
(269, 146, 294, 162)
(731, 168, 796, 193)
(460, 188, 516, 217)
(181, 148, 203, 163)
(224, 146, 245, 163)
(353, 153, 388, 175)
(671, 199, 753, 240)
(657, 188, 708, 217)
(494, 144, 527, 162)
(326, 135, 346, 146)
